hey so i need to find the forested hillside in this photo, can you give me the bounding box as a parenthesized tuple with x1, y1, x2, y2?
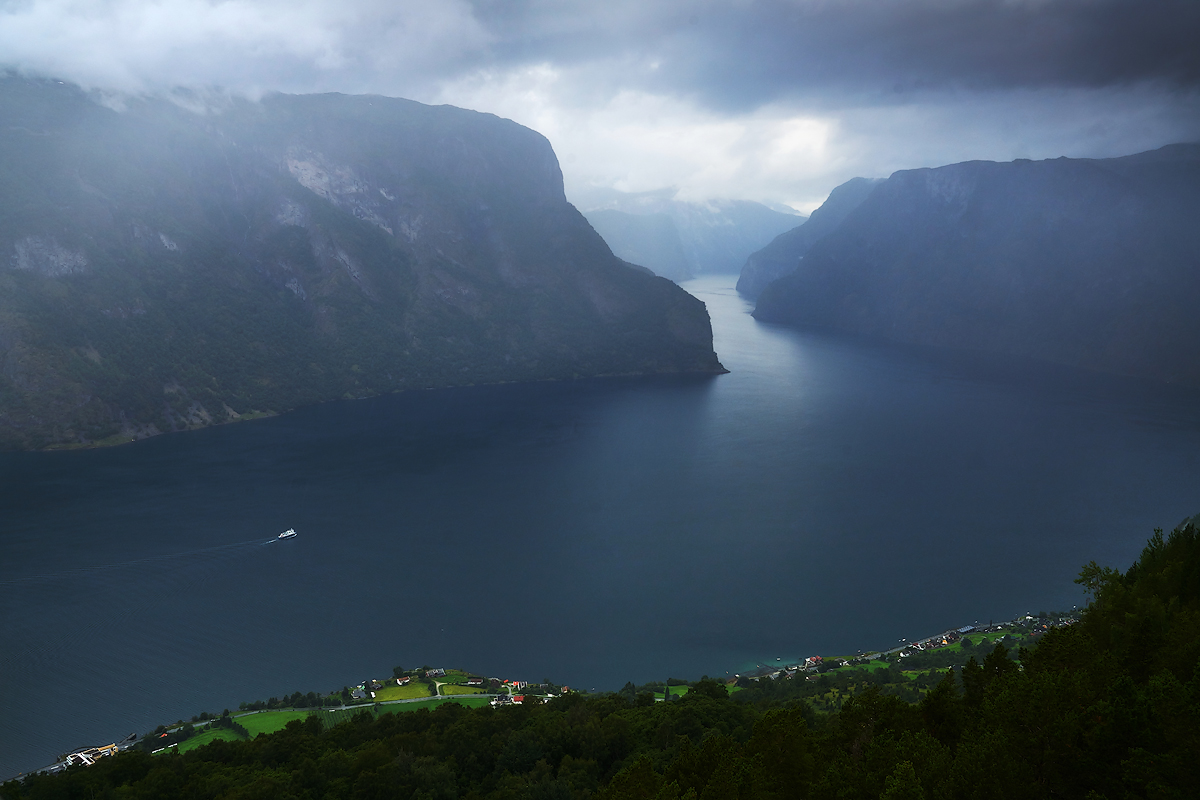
(6, 515, 1198, 799)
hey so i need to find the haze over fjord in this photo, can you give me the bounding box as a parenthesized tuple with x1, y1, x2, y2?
(2, 0, 1198, 212)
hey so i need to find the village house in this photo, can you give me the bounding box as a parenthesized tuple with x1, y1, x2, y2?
(64, 744, 118, 767)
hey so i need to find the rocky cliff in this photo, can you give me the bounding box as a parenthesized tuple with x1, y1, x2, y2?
(753, 145, 1200, 385)
(736, 177, 880, 299)
(0, 76, 723, 449)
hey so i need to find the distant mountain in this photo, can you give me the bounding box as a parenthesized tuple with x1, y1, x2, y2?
(584, 210, 692, 282)
(0, 76, 723, 449)
(736, 177, 881, 299)
(580, 191, 801, 281)
(753, 144, 1200, 385)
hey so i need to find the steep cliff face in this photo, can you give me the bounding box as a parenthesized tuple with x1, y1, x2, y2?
(736, 177, 880, 299)
(0, 77, 723, 449)
(753, 145, 1200, 385)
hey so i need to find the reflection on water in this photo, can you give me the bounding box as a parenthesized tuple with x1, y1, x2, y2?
(3, 275, 1200, 777)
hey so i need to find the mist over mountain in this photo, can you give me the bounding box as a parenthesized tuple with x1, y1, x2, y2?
(0, 76, 722, 449)
(581, 190, 800, 282)
(583, 210, 691, 282)
(736, 177, 881, 299)
(753, 144, 1200, 385)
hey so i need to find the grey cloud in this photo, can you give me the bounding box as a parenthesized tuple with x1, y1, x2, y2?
(466, 0, 1200, 111)
(1, 0, 1197, 206)
(6, 1, 1197, 107)
(0, 0, 491, 96)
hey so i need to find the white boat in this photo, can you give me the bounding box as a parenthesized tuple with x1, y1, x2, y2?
(278, 528, 297, 540)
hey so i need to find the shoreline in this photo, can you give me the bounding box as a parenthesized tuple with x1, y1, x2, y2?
(8, 609, 1075, 782)
(30, 366, 728, 453)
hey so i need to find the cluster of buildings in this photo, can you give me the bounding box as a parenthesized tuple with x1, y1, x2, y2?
(349, 670, 561, 702)
(491, 692, 560, 707)
(489, 680, 570, 707)
(350, 679, 387, 700)
(896, 626, 977, 659)
(730, 613, 1084, 687)
(1014, 614, 1079, 635)
(62, 744, 118, 767)
(893, 614, 1078, 660)
(734, 654, 860, 684)
(38, 734, 137, 775)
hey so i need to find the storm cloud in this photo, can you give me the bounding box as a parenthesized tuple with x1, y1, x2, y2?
(470, 0, 1200, 107)
(2, 0, 1198, 209)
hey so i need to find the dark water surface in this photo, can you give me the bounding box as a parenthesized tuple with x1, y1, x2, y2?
(3, 275, 1199, 776)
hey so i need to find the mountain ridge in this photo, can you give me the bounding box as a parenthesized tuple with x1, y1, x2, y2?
(0, 77, 724, 449)
(753, 144, 1200, 385)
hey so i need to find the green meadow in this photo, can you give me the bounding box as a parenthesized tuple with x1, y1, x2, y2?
(372, 682, 433, 702)
(175, 727, 243, 754)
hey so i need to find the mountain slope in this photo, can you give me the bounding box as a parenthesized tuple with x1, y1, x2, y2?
(735, 177, 880, 299)
(0, 77, 723, 449)
(753, 145, 1200, 385)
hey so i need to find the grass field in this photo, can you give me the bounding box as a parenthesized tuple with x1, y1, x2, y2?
(965, 631, 1024, 647)
(237, 710, 310, 737)
(437, 670, 473, 684)
(441, 684, 487, 695)
(306, 707, 369, 729)
(176, 727, 244, 754)
(374, 682, 433, 702)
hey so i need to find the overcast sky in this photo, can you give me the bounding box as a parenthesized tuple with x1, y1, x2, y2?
(3, 0, 1199, 211)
